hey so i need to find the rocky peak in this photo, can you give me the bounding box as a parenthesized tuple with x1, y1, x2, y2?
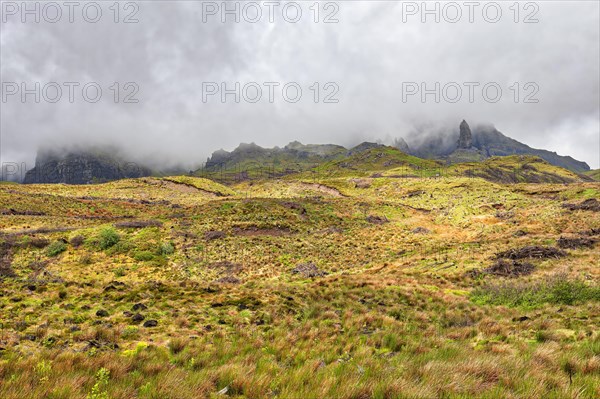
(347, 142, 384, 156)
(457, 120, 473, 149)
(392, 137, 410, 153)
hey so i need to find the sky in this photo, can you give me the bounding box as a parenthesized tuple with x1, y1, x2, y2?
(1, 1, 599, 173)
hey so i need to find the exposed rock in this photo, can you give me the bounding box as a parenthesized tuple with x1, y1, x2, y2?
(562, 198, 600, 212)
(281, 201, 307, 215)
(366, 215, 388, 224)
(483, 259, 535, 277)
(214, 276, 241, 284)
(496, 246, 566, 260)
(204, 230, 226, 240)
(579, 228, 600, 236)
(557, 236, 596, 249)
(132, 303, 148, 311)
(513, 316, 530, 322)
(0, 209, 45, 216)
(291, 262, 327, 278)
(457, 120, 473, 149)
(405, 190, 425, 198)
(23, 147, 152, 184)
(69, 235, 85, 247)
(392, 137, 410, 153)
(350, 178, 372, 189)
(132, 313, 145, 323)
(143, 320, 158, 327)
(411, 227, 430, 234)
(104, 281, 126, 292)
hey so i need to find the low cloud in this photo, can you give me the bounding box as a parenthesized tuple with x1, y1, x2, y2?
(1, 1, 598, 170)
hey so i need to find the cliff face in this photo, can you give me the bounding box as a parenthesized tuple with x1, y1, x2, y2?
(392, 137, 410, 153)
(23, 149, 152, 184)
(457, 120, 473, 149)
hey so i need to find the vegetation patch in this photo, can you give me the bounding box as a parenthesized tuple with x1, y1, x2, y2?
(45, 240, 67, 257)
(472, 275, 600, 308)
(98, 227, 120, 250)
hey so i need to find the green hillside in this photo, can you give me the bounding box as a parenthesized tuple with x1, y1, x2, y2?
(585, 169, 600, 181)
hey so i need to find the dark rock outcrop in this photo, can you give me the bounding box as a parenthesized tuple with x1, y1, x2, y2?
(143, 320, 158, 327)
(457, 120, 473, 149)
(392, 137, 410, 153)
(24, 148, 152, 184)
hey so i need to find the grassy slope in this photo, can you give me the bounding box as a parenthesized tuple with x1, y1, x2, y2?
(0, 164, 599, 398)
(448, 155, 586, 183)
(585, 169, 600, 181)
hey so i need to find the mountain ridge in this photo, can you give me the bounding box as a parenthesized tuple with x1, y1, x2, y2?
(17, 121, 591, 184)
(403, 121, 590, 172)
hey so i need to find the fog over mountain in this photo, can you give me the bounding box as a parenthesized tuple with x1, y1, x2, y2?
(1, 1, 599, 172)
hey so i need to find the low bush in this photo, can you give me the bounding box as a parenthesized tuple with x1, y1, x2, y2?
(99, 228, 120, 250)
(46, 241, 67, 257)
(134, 251, 155, 262)
(159, 242, 175, 256)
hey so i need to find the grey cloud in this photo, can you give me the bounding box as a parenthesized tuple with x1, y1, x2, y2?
(1, 1, 598, 171)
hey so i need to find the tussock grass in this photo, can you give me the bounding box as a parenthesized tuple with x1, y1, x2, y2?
(472, 274, 600, 308)
(0, 169, 598, 398)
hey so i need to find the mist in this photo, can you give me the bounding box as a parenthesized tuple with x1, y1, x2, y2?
(1, 1, 599, 172)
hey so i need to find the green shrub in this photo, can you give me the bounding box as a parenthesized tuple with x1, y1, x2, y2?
(99, 228, 120, 250)
(159, 242, 175, 256)
(46, 241, 67, 257)
(87, 368, 109, 399)
(134, 251, 154, 261)
(35, 360, 52, 382)
(121, 326, 139, 338)
(113, 266, 126, 277)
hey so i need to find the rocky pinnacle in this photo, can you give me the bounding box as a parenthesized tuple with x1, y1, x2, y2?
(458, 120, 473, 149)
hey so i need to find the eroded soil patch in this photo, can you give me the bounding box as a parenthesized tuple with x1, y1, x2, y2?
(496, 246, 566, 260)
